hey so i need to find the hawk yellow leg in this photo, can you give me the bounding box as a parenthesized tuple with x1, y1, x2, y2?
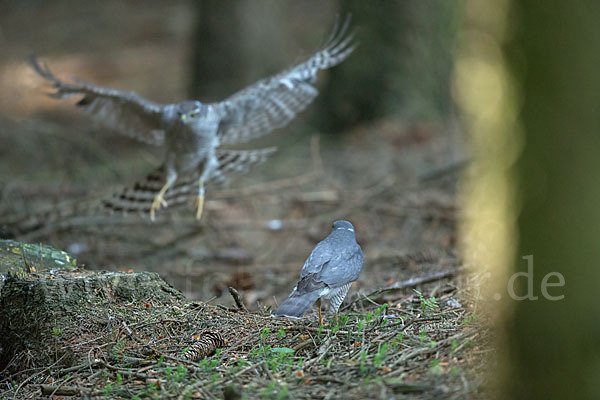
(196, 178, 205, 220)
(150, 180, 172, 222)
(317, 298, 323, 326)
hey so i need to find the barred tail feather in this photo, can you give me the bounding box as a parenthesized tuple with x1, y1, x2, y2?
(272, 290, 321, 319)
(210, 147, 277, 184)
(101, 166, 195, 215)
(102, 147, 276, 215)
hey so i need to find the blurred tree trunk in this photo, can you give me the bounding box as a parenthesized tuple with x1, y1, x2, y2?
(190, 0, 244, 101)
(313, 0, 459, 134)
(504, 1, 600, 398)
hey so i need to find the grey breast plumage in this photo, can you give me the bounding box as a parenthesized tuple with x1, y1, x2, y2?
(29, 16, 356, 219)
(273, 220, 364, 319)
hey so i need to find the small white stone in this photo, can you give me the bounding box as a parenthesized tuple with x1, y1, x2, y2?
(267, 219, 283, 230)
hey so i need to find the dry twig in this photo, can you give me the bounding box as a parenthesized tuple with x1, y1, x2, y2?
(228, 286, 249, 312)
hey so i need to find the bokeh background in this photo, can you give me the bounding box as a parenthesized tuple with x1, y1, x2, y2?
(0, 1, 463, 309)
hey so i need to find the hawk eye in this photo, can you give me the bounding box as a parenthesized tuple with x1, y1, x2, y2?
(189, 112, 199, 118)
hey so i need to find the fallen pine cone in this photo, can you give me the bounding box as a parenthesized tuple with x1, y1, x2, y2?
(184, 331, 225, 361)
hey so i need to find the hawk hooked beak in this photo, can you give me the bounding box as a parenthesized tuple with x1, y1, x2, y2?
(180, 113, 188, 121)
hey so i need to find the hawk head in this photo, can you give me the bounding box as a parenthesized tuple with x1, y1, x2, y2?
(176, 100, 208, 122)
(333, 220, 355, 232)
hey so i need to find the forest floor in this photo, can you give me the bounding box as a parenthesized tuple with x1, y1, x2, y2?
(0, 263, 491, 400)
(0, 112, 495, 399)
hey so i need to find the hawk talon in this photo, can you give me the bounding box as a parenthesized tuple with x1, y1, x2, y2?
(150, 198, 166, 221)
(150, 181, 173, 221)
(196, 194, 204, 220)
(196, 178, 205, 220)
(317, 298, 323, 326)
(150, 195, 168, 221)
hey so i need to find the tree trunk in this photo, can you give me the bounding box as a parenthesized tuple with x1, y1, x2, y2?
(505, 1, 600, 398)
(189, 0, 245, 101)
(457, 1, 600, 398)
(313, 0, 458, 134)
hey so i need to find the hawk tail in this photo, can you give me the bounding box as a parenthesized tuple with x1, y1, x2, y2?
(101, 166, 193, 215)
(101, 147, 276, 215)
(210, 147, 277, 184)
(272, 290, 321, 319)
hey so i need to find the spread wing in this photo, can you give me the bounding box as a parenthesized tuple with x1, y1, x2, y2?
(30, 56, 168, 146)
(212, 15, 357, 145)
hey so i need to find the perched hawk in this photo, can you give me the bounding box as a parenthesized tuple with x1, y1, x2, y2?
(273, 220, 364, 325)
(30, 17, 356, 221)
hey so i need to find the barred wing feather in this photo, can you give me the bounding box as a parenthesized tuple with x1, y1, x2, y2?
(213, 16, 357, 145)
(30, 55, 167, 146)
